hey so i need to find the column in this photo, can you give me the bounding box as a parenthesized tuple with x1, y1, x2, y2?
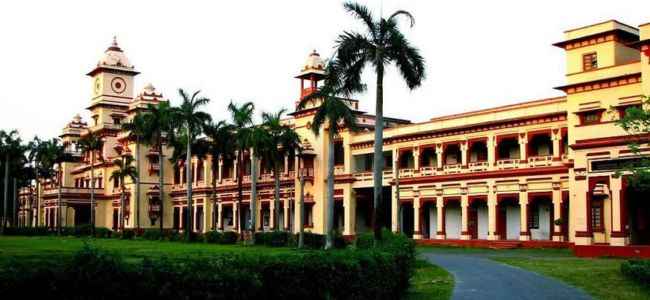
(487, 136, 496, 168)
(391, 185, 399, 233)
(179, 206, 184, 230)
(283, 198, 290, 231)
(435, 145, 443, 170)
(413, 195, 423, 240)
(461, 142, 468, 166)
(256, 202, 262, 231)
(552, 185, 563, 242)
(488, 183, 498, 240)
(269, 200, 276, 229)
(392, 148, 399, 175)
(519, 185, 530, 241)
(460, 193, 470, 240)
(610, 177, 625, 246)
(217, 202, 223, 230)
(552, 130, 561, 159)
(436, 196, 446, 239)
(573, 178, 591, 245)
(284, 155, 289, 175)
(413, 146, 420, 171)
(218, 158, 223, 183)
(232, 203, 238, 232)
(343, 185, 356, 236)
(519, 133, 527, 162)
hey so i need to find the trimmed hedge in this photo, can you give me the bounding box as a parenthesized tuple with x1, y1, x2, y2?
(0, 231, 415, 299)
(621, 260, 650, 286)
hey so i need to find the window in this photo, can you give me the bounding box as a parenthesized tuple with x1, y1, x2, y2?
(113, 177, 120, 189)
(591, 199, 604, 232)
(581, 111, 601, 125)
(583, 53, 597, 71)
(112, 117, 121, 125)
(529, 205, 540, 229)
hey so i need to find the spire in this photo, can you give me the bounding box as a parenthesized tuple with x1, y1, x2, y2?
(107, 35, 122, 52)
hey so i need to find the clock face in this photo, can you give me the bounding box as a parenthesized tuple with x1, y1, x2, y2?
(111, 77, 126, 94)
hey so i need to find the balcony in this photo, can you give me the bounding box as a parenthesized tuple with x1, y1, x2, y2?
(528, 156, 553, 167)
(497, 159, 521, 170)
(399, 168, 416, 178)
(419, 166, 437, 176)
(334, 165, 345, 175)
(443, 164, 462, 174)
(468, 161, 489, 172)
(42, 187, 94, 197)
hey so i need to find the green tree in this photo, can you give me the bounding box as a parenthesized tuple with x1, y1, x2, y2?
(299, 59, 358, 249)
(616, 95, 650, 190)
(228, 101, 255, 234)
(78, 131, 104, 234)
(141, 101, 174, 233)
(336, 2, 425, 241)
(260, 109, 301, 231)
(204, 120, 235, 230)
(122, 113, 147, 229)
(171, 89, 211, 240)
(27, 136, 45, 227)
(109, 155, 138, 230)
(39, 138, 71, 235)
(0, 130, 25, 232)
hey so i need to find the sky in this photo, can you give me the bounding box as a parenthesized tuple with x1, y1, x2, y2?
(0, 0, 647, 141)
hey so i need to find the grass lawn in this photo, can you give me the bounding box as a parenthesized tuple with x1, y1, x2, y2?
(0, 236, 293, 264)
(494, 256, 650, 300)
(406, 259, 454, 300)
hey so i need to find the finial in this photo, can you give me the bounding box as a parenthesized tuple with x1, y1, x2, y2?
(112, 36, 118, 47)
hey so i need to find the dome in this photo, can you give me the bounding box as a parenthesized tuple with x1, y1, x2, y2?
(143, 82, 156, 94)
(302, 50, 325, 72)
(97, 36, 133, 69)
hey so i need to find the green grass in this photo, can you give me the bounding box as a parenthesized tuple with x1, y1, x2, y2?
(493, 256, 650, 300)
(0, 236, 293, 264)
(406, 259, 454, 300)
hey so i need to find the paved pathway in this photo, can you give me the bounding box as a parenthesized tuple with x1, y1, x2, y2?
(423, 252, 592, 300)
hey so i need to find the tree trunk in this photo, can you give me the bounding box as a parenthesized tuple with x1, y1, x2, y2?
(120, 187, 125, 230)
(57, 167, 62, 235)
(298, 170, 305, 249)
(159, 141, 165, 234)
(325, 130, 335, 250)
(90, 152, 95, 235)
(211, 154, 219, 231)
(135, 137, 141, 229)
(185, 124, 193, 241)
(3, 156, 8, 232)
(250, 155, 257, 242)
(372, 62, 385, 243)
(13, 178, 17, 227)
(34, 161, 39, 228)
(273, 163, 281, 231)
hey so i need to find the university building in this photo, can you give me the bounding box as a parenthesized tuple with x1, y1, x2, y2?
(17, 20, 650, 255)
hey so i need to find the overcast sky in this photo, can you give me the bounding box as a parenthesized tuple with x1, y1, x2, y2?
(0, 0, 647, 141)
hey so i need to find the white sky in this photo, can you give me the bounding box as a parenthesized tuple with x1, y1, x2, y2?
(0, 0, 647, 141)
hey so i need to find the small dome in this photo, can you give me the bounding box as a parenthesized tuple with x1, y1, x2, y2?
(143, 82, 156, 94)
(302, 50, 325, 72)
(73, 114, 82, 123)
(97, 36, 133, 69)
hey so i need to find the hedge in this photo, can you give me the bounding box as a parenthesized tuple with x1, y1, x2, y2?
(621, 260, 650, 286)
(0, 231, 415, 299)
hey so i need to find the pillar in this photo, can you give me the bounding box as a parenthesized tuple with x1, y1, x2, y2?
(436, 197, 446, 239)
(519, 186, 530, 241)
(269, 200, 276, 230)
(573, 177, 591, 245)
(217, 202, 223, 230)
(610, 177, 626, 246)
(413, 146, 420, 170)
(519, 133, 527, 161)
(552, 130, 561, 159)
(552, 186, 563, 242)
(435, 145, 443, 170)
(218, 158, 223, 183)
(461, 142, 468, 166)
(283, 198, 290, 231)
(413, 196, 423, 239)
(256, 202, 262, 231)
(391, 185, 399, 233)
(343, 186, 356, 236)
(487, 136, 496, 168)
(488, 184, 498, 240)
(461, 193, 470, 240)
(232, 203, 238, 232)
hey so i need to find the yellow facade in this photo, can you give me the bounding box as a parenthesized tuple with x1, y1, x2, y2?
(18, 20, 650, 248)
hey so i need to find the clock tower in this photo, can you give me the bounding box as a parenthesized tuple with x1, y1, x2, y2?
(86, 37, 139, 132)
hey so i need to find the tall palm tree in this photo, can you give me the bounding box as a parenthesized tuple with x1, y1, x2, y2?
(110, 155, 138, 230)
(172, 89, 211, 240)
(27, 136, 45, 227)
(40, 138, 70, 235)
(1, 130, 23, 232)
(203, 120, 235, 230)
(298, 59, 359, 249)
(336, 2, 425, 240)
(78, 131, 103, 234)
(228, 101, 255, 234)
(141, 101, 174, 233)
(122, 113, 147, 229)
(248, 126, 273, 239)
(260, 109, 301, 231)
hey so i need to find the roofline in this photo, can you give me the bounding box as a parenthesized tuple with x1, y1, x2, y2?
(553, 28, 639, 48)
(563, 19, 638, 34)
(428, 96, 566, 122)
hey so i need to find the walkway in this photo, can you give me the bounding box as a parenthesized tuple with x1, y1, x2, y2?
(422, 251, 592, 300)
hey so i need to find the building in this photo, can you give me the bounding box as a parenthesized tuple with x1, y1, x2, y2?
(18, 20, 650, 256)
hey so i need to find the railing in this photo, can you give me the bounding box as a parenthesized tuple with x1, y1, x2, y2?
(399, 168, 415, 178)
(334, 165, 345, 175)
(419, 166, 437, 176)
(528, 156, 553, 167)
(383, 170, 394, 181)
(468, 161, 489, 172)
(497, 159, 520, 170)
(353, 171, 373, 182)
(443, 164, 462, 174)
(42, 187, 94, 196)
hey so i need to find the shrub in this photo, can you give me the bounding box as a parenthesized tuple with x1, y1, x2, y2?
(622, 260, 650, 286)
(204, 230, 222, 244)
(121, 229, 136, 240)
(95, 227, 112, 238)
(73, 224, 94, 237)
(301, 232, 325, 249)
(3, 226, 51, 236)
(254, 231, 290, 247)
(141, 229, 162, 241)
(218, 231, 238, 244)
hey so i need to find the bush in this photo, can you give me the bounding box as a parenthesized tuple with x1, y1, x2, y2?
(141, 229, 163, 241)
(220, 231, 239, 244)
(0, 235, 416, 299)
(204, 230, 223, 244)
(121, 229, 136, 240)
(95, 227, 112, 238)
(3, 226, 51, 236)
(73, 224, 94, 237)
(254, 231, 290, 247)
(622, 260, 650, 286)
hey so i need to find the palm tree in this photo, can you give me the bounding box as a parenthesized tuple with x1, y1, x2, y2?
(39, 138, 70, 235)
(248, 126, 273, 239)
(141, 101, 174, 233)
(260, 109, 301, 231)
(336, 2, 425, 240)
(227, 101, 255, 234)
(122, 113, 147, 229)
(27, 136, 45, 227)
(203, 121, 235, 230)
(110, 155, 138, 230)
(1, 130, 23, 232)
(78, 131, 103, 234)
(171, 89, 211, 240)
(298, 59, 359, 249)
